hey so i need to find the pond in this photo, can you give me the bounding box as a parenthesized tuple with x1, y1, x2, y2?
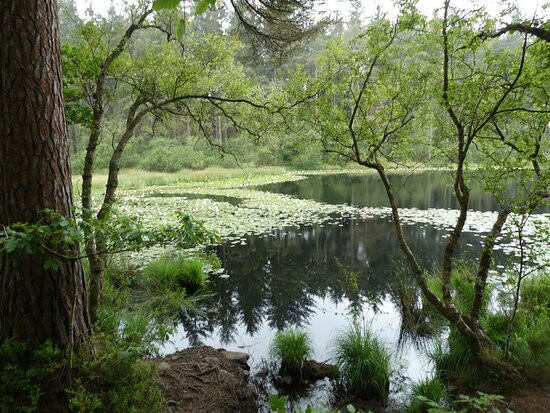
(155, 172, 548, 410)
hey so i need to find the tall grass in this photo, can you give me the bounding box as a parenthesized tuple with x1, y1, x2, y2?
(425, 261, 492, 316)
(520, 273, 550, 314)
(407, 376, 448, 413)
(98, 256, 209, 323)
(428, 332, 478, 390)
(270, 330, 314, 374)
(141, 255, 206, 294)
(331, 324, 391, 402)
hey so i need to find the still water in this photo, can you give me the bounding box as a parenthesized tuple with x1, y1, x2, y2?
(161, 172, 540, 408)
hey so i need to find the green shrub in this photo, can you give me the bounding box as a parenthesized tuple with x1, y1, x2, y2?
(68, 336, 164, 413)
(137, 139, 209, 172)
(407, 376, 448, 413)
(331, 324, 391, 402)
(0, 339, 63, 412)
(0, 337, 164, 413)
(416, 392, 509, 413)
(142, 255, 207, 294)
(426, 261, 492, 316)
(104, 259, 139, 290)
(270, 329, 314, 374)
(521, 319, 550, 383)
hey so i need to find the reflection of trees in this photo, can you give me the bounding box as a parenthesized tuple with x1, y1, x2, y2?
(258, 172, 506, 212)
(179, 217, 485, 345)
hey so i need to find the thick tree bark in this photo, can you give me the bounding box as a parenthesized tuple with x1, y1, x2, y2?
(0, 0, 91, 346)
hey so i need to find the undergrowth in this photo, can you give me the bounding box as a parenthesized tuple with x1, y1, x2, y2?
(407, 376, 448, 413)
(0, 337, 164, 413)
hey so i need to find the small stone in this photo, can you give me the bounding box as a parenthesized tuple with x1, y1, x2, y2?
(221, 350, 250, 364)
(254, 367, 269, 378)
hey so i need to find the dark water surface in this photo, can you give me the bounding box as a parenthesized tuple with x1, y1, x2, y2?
(256, 172, 499, 211)
(161, 172, 524, 409)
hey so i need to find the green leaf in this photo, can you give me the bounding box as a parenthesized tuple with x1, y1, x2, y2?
(4, 238, 18, 253)
(195, 0, 215, 14)
(268, 394, 288, 412)
(152, 0, 181, 11)
(44, 259, 60, 272)
(176, 18, 186, 41)
(347, 405, 357, 413)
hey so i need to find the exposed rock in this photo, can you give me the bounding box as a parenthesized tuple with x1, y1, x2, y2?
(155, 346, 256, 413)
(221, 350, 250, 366)
(303, 360, 338, 381)
(278, 360, 338, 382)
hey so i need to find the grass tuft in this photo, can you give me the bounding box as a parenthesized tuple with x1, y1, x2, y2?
(270, 329, 314, 374)
(331, 324, 391, 402)
(141, 255, 206, 294)
(407, 375, 448, 413)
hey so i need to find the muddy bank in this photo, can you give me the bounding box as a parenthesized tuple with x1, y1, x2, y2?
(156, 346, 257, 413)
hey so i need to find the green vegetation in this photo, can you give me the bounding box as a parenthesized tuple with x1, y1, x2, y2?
(268, 394, 361, 413)
(74, 166, 288, 191)
(141, 255, 207, 294)
(430, 271, 550, 391)
(407, 376, 448, 413)
(416, 392, 511, 413)
(331, 324, 391, 403)
(270, 330, 314, 374)
(1, 0, 549, 410)
(0, 253, 211, 412)
(0, 337, 163, 413)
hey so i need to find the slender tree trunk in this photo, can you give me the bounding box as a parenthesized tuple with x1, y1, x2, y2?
(80, 11, 151, 319)
(0, 0, 91, 346)
(88, 100, 143, 316)
(371, 163, 494, 355)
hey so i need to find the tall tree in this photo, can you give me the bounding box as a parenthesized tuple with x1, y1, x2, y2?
(295, 1, 549, 360)
(0, 0, 91, 346)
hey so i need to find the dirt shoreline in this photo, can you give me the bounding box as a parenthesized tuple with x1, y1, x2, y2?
(155, 346, 257, 413)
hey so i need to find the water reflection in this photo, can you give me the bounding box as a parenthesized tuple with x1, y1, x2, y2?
(257, 173, 507, 211)
(163, 217, 487, 375)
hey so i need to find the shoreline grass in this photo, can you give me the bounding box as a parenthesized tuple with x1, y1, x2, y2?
(270, 329, 314, 374)
(331, 324, 392, 403)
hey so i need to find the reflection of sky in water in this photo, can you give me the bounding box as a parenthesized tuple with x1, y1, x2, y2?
(161, 295, 434, 408)
(162, 296, 431, 379)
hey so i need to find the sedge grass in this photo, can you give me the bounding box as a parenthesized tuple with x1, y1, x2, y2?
(331, 324, 391, 402)
(269, 329, 314, 373)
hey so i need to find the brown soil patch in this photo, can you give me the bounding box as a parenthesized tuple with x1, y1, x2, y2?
(507, 384, 550, 413)
(155, 346, 257, 413)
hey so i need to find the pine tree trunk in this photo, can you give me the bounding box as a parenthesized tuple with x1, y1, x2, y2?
(0, 0, 91, 347)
